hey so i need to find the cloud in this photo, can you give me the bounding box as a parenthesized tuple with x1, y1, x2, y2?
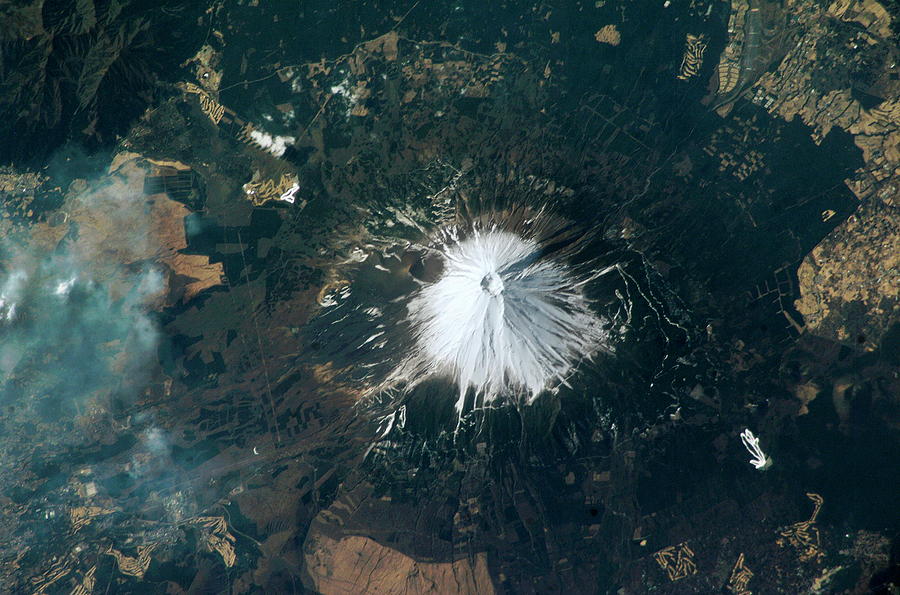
(248, 129, 295, 157)
(0, 246, 162, 416)
(0, 156, 165, 440)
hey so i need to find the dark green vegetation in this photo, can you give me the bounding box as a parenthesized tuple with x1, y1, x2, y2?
(0, 0, 205, 164)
